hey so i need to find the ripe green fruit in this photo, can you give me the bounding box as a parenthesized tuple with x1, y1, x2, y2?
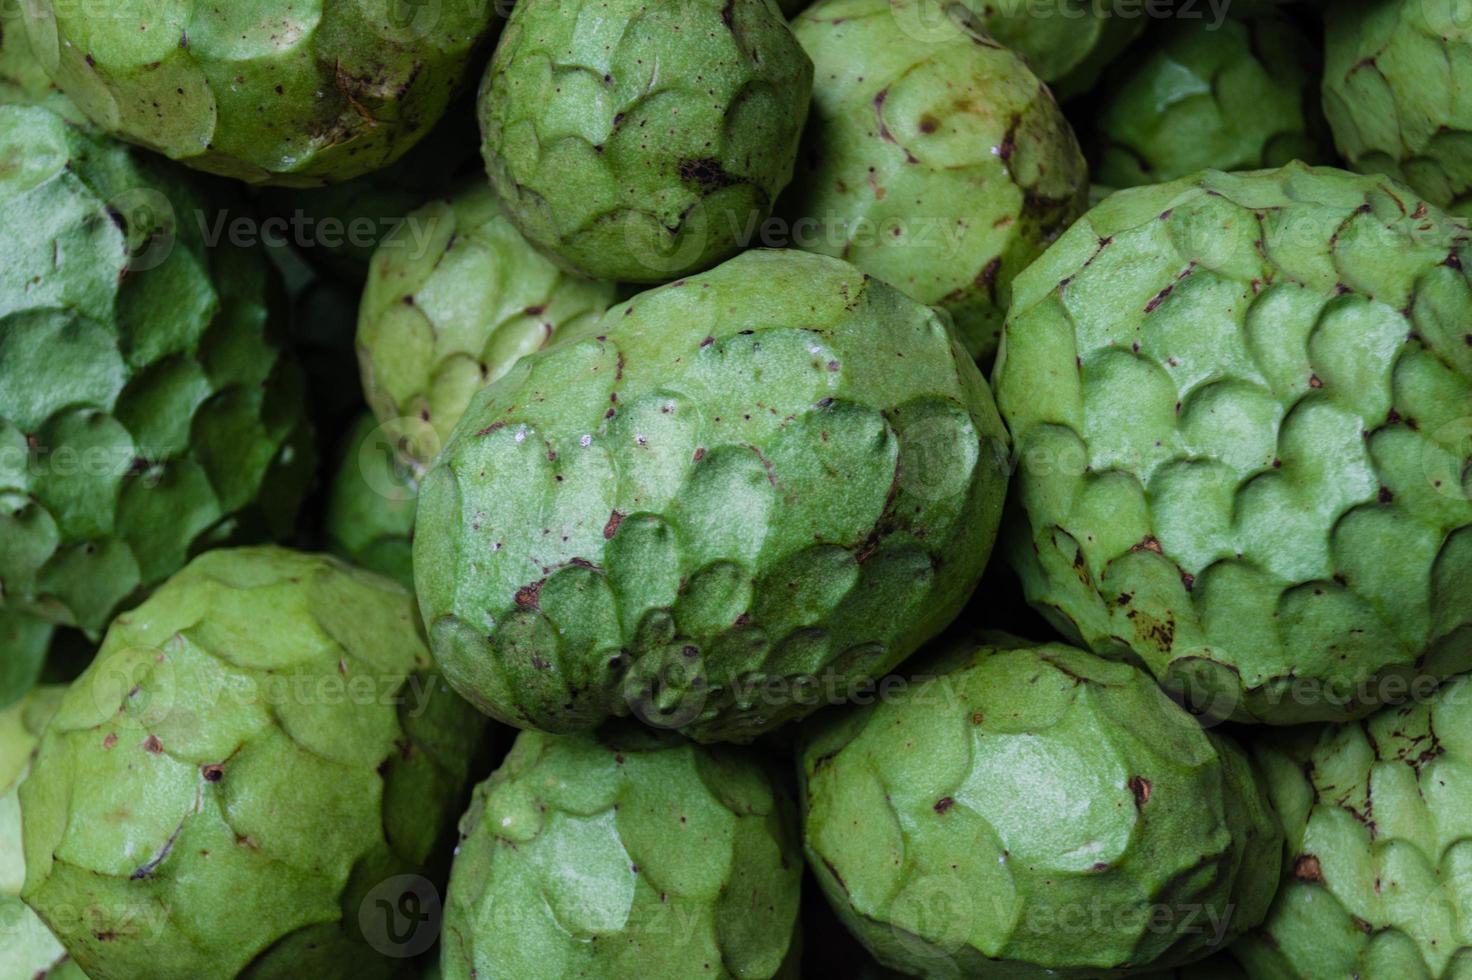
(414, 248, 1011, 743)
(18, 0, 500, 186)
(1324, 0, 1472, 217)
(477, 0, 813, 282)
(1234, 672, 1472, 978)
(0, 104, 314, 637)
(0, 3, 78, 123)
(325, 415, 419, 591)
(19, 547, 486, 979)
(994, 164, 1472, 725)
(786, 0, 1088, 364)
(442, 727, 802, 979)
(1094, 13, 1330, 188)
(357, 180, 618, 472)
(964, 0, 1144, 100)
(1, 687, 82, 980)
(800, 637, 1283, 978)
(0, 609, 53, 709)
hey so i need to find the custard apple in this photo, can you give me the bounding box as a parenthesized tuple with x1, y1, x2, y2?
(0, 0, 77, 122)
(1094, 12, 1331, 188)
(0, 608, 53, 708)
(0, 103, 315, 638)
(0, 686, 82, 980)
(962, 0, 1144, 100)
(357, 180, 618, 473)
(414, 248, 1011, 743)
(478, 0, 813, 282)
(18, 0, 500, 186)
(799, 636, 1283, 978)
(19, 547, 487, 979)
(1323, 0, 1472, 217)
(442, 727, 802, 979)
(785, 0, 1088, 364)
(1233, 671, 1472, 978)
(325, 415, 419, 591)
(994, 164, 1472, 725)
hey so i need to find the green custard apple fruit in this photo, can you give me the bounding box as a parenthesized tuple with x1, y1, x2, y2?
(785, 0, 1088, 365)
(326, 415, 420, 591)
(963, 0, 1144, 100)
(357, 180, 619, 473)
(19, 547, 487, 979)
(0, 608, 54, 709)
(414, 248, 1011, 743)
(0, 1, 78, 123)
(1323, 0, 1472, 217)
(1094, 13, 1330, 188)
(0, 103, 314, 638)
(478, 0, 813, 282)
(442, 726, 802, 980)
(994, 164, 1472, 726)
(18, 0, 500, 187)
(799, 636, 1283, 978)
(1232, 672, 1472, 978)
(1, 686, 82, 980)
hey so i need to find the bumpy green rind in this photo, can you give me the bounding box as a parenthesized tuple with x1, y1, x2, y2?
(786, 0, 1087, 365)
(1094, 14, 1331, 188)
(962, 0, 1144, 99)
(0, 608, 54, 709)
(994, 164, 1472, 725)
(1, 687, 85, 980)
(442, 727, 802, 980)
(477, 0, 814, 282)
(0, 3, 79, 122)
(19, 0, 500, 187)
(19, 547, 487, 979)
(799, 637, 1283, 978)
(1232, 673, 1472, 978)
(357, 180, 619, 471)
(0, 104, 315, 638)
(1323, 0, 1472, 217)
(414, 249, 1011, 743)
(326, 415, 419, 591)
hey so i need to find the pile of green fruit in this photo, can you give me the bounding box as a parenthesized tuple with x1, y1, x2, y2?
(1, 0, 1469, 977)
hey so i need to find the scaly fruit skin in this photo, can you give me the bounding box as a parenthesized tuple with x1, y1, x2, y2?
(357, 180, 618, 472)
(786, 0, 1088, 365)
(0, 608, 53, 708)
(1233, 673, 1472, 978)
(442, 727, 802, 980)
(414, 249, 1011, 743)
(1323, 0, 1472, 218)
(1, 687, 84, 980)
(1095, 14, 1330, 188)
(477, 0, 813, 282)
(994, 164, 1472, 726)
(325, 415, 419, 591)
(0, 104, 315, 638)
(964, 0, 1143, 100)
(799, 637, 1283, 979)
(19, 547, 487, 980)
(19, 0, 499, 188)
(0, 2, 79, 122)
